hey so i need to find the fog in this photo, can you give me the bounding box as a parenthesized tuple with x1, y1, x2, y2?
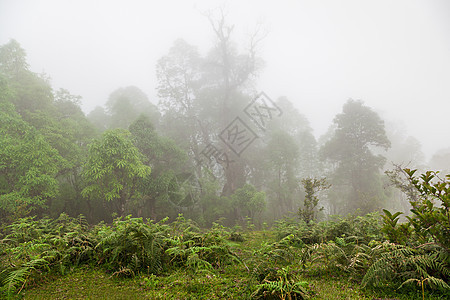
(1, 0, 450, 159)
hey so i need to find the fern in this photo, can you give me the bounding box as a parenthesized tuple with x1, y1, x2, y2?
(2, 258, 48, 299)
(0, 213, 101, 298)
(256, 234, 299, 265)
(95, 216, 167, 275)
(252, 266, 310, 299)
(186, 252, 213, 273)
(300, 241, 348, 273)
(362, 241, 449, 292)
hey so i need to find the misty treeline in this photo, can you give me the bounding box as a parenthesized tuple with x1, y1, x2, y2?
(0, 18, 449, 227)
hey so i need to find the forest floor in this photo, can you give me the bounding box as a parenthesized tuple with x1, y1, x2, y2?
(20, 231, 445, 300)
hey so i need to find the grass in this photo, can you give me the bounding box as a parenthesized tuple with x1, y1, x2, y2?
(21, 267, 253, 299)
(22, 268, 447, 300)
(18, 231, 449, 299)
(21, 268, 145, 299)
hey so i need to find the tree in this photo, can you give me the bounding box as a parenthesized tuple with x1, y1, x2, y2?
(0, 39, 29, 78)
(81, 129, 151, 218)
(156, 38, 210, 187)
(0, 40, 98, 220)
(87, 106, 110, 133)
(429, 148, 450, 174)
(230, 184, 266, 222)
(205, 11, 264, 197)
(297, 130, 322, 178)
(156, 39, 207, 173)
(0, 40, 53, 116)
(156, 13, 264, 203)
(320, 100, 391, 214)
(267, 97, 321, 178)
(268, 97, 310, 136)
(0, 101, 63, 220)
(382, 120, 425, 169)
(243, 97, 320, 221)
(265, 130, 300, 218)
(128, 115, 188, 219)
(298, 177, 330, 224)
(49, 88, 97, 217)
(106, 86, 159, 129)
(0, 73, 11, 103)
(156, 39, 201, 114)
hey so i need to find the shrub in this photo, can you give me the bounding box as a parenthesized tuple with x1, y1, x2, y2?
(95, 215, 169, 276)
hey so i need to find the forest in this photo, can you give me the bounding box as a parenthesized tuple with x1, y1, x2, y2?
(0, 14, 449, 299)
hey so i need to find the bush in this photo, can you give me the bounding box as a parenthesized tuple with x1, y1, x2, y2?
(95, 215, 170, 276)
(273, 212, 382, 246)
(252, 266, 310, 299)
(368, 169, 450, 296)
(0, 214, 96, 298)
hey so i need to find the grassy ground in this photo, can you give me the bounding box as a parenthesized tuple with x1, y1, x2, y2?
(20, 231, 448, 299)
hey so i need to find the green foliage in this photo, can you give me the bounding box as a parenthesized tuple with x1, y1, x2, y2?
(271, 213, 385, 281)
(0, 40, 53, 115)
(1, 38, 449, 300)
(320, 100, 391, 214)
(82, 129, 151, 217)
(128, 115, 188, 219)
(274, 212, 382, 245)
(0, 40, 98, 221)
(403, 169, 450, 250)
(252, 266, 310, 299)
(231, 184, 266, 221)
(265, 130, 301, 219)
(141, 273, 160, 289)
(0, 214, 95, 298)
(0, 39, 29, 83)
(362, 241, 450, 291)
(165, 217, 240, 273)
(298, 177, 330, 224)
(2, 214, 238, 296)
(249, 233, 300, 271)
(0, 101, 63, 220)
(106, 86, 160, 129)
(229, 231, 245, 242)
(372, 169, 450, 294)
(0, 39, 29, 78)
(381, 209, 412, 244)
(196, 175, 231, 227)
(265, 234, 301, 264)
(299, 239, 373, 279)
(1, 213, 449, 299)
(95, 216, 168, 276)
(1, 257, 49, 298)
(87, 106, 110, 132)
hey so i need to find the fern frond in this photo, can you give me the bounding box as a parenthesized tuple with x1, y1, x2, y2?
(2, 258, 48, 297)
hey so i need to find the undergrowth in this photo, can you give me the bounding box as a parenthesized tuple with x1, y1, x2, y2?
(1, 169, 450, 300)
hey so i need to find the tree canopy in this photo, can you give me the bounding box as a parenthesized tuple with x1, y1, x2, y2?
(81, 129, 151, 217)
(321, 100, 391, 214)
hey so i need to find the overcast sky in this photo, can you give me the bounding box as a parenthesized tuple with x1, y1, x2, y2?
(1, 0, 449, 160)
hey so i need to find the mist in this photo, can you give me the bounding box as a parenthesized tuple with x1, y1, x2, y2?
(1, 0, 450, 160)
(2, 2, 450, 297)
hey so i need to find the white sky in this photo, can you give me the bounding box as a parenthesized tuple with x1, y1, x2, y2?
(1, 0, 449, 160)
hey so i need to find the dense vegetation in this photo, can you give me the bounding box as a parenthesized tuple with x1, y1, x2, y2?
(0, 169, 449, 298)
(1, 193, 449, 299)
(0, 15, 449, 299)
